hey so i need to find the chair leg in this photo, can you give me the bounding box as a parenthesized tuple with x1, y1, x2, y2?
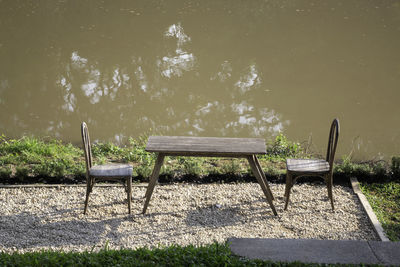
(326, 174, 334, 210)
(284, 172, 293, 210)
(122, 180, 128, 193)
(127, 176, 132, 214)
(83, 178, 94, 214)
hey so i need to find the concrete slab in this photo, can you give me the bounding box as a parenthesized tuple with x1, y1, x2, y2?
(229, 238, 381, 265)
(368, 241, 400, 266)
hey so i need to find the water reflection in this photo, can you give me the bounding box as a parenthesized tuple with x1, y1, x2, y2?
(0, 2, 290, 144)
(59, 76, 75, 112)
(228, 102, 287, 136)
(160, 23, 196, 78)
(235, 65, 261, 94)
(133, 58, 148, 92)
(0, 0, 399, 159)
(71, 52, 88, 68)
(211, 61, 232, 82)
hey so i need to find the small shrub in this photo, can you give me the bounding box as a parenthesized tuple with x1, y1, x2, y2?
(335, 155, 352, 174)
(336, 155, 367, 176)
(53, 161, 67, 177)
(265, 166, 281, 177)
(94, 156, 107, 165)
(221, 159, 241, 175)
(32, 162, 52, 177)
(71, 163, 86, 178)
(391, 156, 400, 179)
(92, 142, 123, 158)
(15, 166, 29, 181)
(0, 153, 18, 165)
(134, 164, 153, 180)
(160, 164, 175, 178)
(178, 157, 202, 177)
(266, 134, 302, 160)
(123, 137, 148, 162)
(372, 161, 388, 178)
(0, 166, 12, 179)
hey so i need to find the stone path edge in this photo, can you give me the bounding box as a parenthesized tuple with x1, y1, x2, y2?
(350, 177, 389, 242)
(228, 238, 400, 265)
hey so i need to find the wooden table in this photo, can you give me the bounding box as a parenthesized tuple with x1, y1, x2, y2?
(142, 136, 278, 216)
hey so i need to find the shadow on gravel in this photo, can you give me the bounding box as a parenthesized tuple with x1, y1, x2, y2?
(184, 197, 277, 228)
(185, 205, 243, 227)
(0, 212, 129, 249)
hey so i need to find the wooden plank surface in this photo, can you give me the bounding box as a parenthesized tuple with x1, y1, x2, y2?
(145, 136, 266, 155)
(286, 159, 330, 172)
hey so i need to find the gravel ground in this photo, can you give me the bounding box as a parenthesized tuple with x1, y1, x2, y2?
(0, 183, 378, 253)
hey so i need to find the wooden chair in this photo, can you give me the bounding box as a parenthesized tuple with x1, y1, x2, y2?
(284, 118, 340, 210)
(81, 122, 133, 214)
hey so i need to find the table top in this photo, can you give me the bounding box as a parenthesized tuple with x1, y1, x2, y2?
(145, 136, 266, 156)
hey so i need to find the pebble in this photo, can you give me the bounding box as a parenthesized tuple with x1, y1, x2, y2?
(0, 183, 378, 253)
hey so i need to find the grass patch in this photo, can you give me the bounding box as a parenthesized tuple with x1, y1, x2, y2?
(0, 135, 84, 179)
(0, 242, 382, 267)
(0, 133, 399, 185)
(334, 156, 393, 184)
(0, 134, 300, 184)
(360, 182, 400, 241)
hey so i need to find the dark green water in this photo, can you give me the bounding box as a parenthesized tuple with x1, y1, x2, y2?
(1, 0, 400, 160)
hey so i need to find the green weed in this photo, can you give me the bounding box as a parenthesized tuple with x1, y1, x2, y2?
(178, 157, 203, 177)
(134, 163, 153, 179)
(221, 159, 242, 175)
(0, 166, 12, 179)
(15, 166, 29, 182)
(265, 134, 303, 161)
(391, 156, 400, 179)
(360, 182, 400, 241)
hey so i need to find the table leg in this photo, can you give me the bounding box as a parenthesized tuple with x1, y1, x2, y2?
(249, 155, 275, 202)
(247, 155, 278, 216)
(142, 153, 165, 214)
(253, 155, 275, 200)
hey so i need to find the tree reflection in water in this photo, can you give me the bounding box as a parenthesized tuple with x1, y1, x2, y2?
(5, 0, 400, 161)
(0, 1, 289, 145)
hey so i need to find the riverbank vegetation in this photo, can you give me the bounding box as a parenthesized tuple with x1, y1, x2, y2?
(0, 134, 399, 184)
(360, 182, 400, 241)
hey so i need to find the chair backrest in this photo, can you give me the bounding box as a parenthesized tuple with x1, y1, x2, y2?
(326, 118, 340, 169)
(81, 122, 92, 174)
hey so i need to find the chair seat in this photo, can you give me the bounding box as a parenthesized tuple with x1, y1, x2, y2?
(286, 158, 330, 172)
(89, 164, 133, 177)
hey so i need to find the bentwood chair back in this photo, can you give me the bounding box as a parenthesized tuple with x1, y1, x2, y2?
(326, 119, 340, 172)
(81, 122, 93, 175)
